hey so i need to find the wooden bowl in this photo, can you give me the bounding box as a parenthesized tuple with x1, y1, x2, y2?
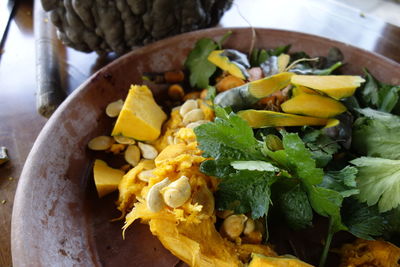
(11, 28, 400, 266)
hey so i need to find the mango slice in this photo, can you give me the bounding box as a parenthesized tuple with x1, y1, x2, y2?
(112, 85, 167, 141)
(249, 253, 313, 267)
(281, 93, 347, 118)
(238, 109, 338, 128)
(208, 49, 249, 80)
(291, 75, 365, 99)
(248, 72, 294, 99)
(93, 159, 125, 198)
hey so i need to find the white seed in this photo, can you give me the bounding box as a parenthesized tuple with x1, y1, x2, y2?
(114, 135, 136, 145)
(146, 178, 171, 212)
(138, 142, 158, 160)
(179, 99, 198, 117)
(161, 176, 191, 208)
(88, 136, 114, 150)
(186, 120, 209, 129)
(137, 169, 155, 182)
(182, 109, 205, 125)
(105, 99, 124, 117)
(221, 214, 248, 240)
(243, 218, 256, 235)
(124, 145, 141, 166)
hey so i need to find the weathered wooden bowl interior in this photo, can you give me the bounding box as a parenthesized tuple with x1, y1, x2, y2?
(11, 28, 400, 266)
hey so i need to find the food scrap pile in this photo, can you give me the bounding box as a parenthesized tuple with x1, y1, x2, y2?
(88, 34, 400, 266)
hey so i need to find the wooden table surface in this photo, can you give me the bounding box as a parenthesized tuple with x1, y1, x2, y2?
(0, 0, 399, 266)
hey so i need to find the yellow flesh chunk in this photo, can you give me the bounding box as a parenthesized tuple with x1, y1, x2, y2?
(291, 75, 365, 99)
(249, 253, 314, 267)
(93, 159, 125, 198)
(112, 85, 167, 141)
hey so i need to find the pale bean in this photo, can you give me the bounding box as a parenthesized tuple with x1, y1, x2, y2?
(124, 145, 141, 166)
(138, 142, 158, 160)
(179, 99, 198, 117)
(182, 108, 204, 125)
(88, 136, 114, 150)
(105, 99, 124, 117)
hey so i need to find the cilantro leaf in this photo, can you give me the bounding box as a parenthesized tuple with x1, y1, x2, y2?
(267, 132, 324, 185)
(278, 184, 313, 230)
(194, 111, 264, 160)
(320, 166, 359, 198)
(265, 132, 346, 232)
(342, 198, 386, 240)
(216, 170, 276, 218)
(352, 109, 400, 160)
(307, 186, 347, 232)
(357, 69, 400, 113)
(351, 156, 400, 212)
(302, 129, 340, 168)
(184, 38, 218, 89)
(384, 207, 400, 242)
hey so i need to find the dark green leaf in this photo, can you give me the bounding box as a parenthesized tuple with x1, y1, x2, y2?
(194, 111, 264, 160)
(301, 129, 340, 168)
(269, 44, 291, 56)
(342, 198, 386, 240)
(184, 38, 218, 88)
(278, 184, 313, 230)
(216, 170, 276, 219)
(357, 69, 400, 113)
(378, 84, 400, 113)
(320, 166, 359, 198)
(306, 185, 347, 232)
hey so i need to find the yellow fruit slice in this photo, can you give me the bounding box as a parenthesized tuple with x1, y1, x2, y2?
(248, 72, 294, 98)
(93, 159, 124, 198)
(208, 50, 248, 79)
(238, 109, 338, 128)
(291, 75, 365, 99)
(281, 93, 347, 118)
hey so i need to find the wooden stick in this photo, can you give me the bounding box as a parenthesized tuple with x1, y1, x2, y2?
(34, 0, 66, 118)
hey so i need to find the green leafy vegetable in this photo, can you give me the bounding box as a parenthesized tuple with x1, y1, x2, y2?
(195, 108, 264, 160)
(184, 38, 218, 88)
(341, 198, 386, 240)
(250, 45, 291, 67)
(351, 156, 400, 212)
(266, 132, 324, 185)
(195, 110, 274, 218)
(216, 170, 276, 218)
(265, 132, 346, 232)
(320, 166, 359, 198)
(302, 129, 340, 168)
(278, 184, 313, 230)
(352, 108, 400, 159)
(357, 69, 400, 113)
